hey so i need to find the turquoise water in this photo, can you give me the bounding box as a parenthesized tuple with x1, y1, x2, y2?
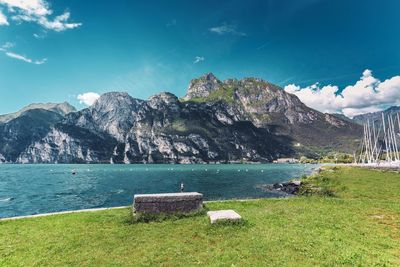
(0, 164, 318, 218)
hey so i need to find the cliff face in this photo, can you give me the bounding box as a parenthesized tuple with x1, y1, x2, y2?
(184, 74, 362, 151)
(0, 109, 64, 162)
(184, 75, 328, 126)
(17, 91, 292, 163)
(1, 73, 363, 163)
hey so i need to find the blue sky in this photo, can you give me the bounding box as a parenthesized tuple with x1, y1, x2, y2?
(0, 0, 399, 116)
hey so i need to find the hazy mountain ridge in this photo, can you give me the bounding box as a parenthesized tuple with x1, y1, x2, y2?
(1, 74, 363, 163)
(353, 106, 400, 125)
(0, 102, 76, 124)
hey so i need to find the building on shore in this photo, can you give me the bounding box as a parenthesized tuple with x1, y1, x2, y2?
(273, 158, 299, 164)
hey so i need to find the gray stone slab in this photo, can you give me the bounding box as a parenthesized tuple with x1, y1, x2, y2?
(134, 192, 203, 203)
(133, 192, 203, 215)
(207, 210, 242, 224)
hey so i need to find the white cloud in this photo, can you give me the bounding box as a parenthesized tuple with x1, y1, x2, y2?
(35, 11, 81, 31)
(2, 41, 13, 49)
(1, 0, 51, 16)
(0, 9, 8, 25)
(284, 69, 400, 118)
(0, 41, 13, 51)
(209, 24, 246, 36)
(193, 56, 204, 64)
(33, 32, 45, 38)
(5, 51, 46, 64)
(77, 92, 100, 106)
(1, 42, 46, 65)
(0, 0, 81, 31)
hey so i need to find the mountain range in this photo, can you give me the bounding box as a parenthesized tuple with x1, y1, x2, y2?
(353, 106, 400, 126)
(0, 102, 76, 124)
(0, 73, 365, 163)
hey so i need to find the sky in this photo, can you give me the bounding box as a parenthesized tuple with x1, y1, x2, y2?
(0, 0, 399, 117)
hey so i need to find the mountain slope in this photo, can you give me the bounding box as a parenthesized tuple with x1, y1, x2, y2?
(18, 92, 293, 163)
(183, 73, 362, 154)
(0, 102, 76, 124)
(0, 109, 64, 162)
(1, 74, 363, 163)
(353, 106, 400, 125)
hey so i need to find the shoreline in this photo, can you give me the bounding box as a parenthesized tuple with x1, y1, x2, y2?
(0, 164, 387, 221)
(0, 206, 129, 222)
(0, 197, 288, 222)
(0, 165, 321, 221)
(340, 163, 400, 171)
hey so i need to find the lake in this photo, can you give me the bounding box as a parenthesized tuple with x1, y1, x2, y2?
(0, 164, 319, 218)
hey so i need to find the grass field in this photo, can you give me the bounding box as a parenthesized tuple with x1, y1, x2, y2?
(1, 167, 399, 266)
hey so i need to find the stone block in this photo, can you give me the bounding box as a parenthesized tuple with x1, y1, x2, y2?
(133, 192, 203, 215)
(207, 210, 242, 224)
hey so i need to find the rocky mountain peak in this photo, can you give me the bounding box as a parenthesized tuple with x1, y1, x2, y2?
(94, 91, 131, 104)
(180, 74, 322, 125)
(72, 92, 145, 142)
(148, 92, 179, 110)
(92, 92, 143, 112)
(56, 102, 77, 115)
(148, 92, 178, 103)
(183, 73, 223, 100)
(203, 72, 218, 80)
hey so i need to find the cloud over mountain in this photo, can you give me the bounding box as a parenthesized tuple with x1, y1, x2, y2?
(284, 70, 400, 118)
(77, 92, 100, 106)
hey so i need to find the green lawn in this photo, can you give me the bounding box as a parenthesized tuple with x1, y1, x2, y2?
(1, 167, 399, 266)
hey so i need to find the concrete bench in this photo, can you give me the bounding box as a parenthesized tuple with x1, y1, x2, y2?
(133, 192, 203, 215)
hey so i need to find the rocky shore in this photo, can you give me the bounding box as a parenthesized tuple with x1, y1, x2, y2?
(258, 180, 302, 195)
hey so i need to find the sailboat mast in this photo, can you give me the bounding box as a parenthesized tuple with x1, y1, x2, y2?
(374, 121, 382, 162)
(364, 123, 370, 163)
(387, 115, 394, 161)
(382, 113, 390, 161)
(359, 131, 365, 163)
(367, 120, 373, 163)
(372, 120, 380, 162)
(389, 115, 399, 161)
(397, 113, 400, 134)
